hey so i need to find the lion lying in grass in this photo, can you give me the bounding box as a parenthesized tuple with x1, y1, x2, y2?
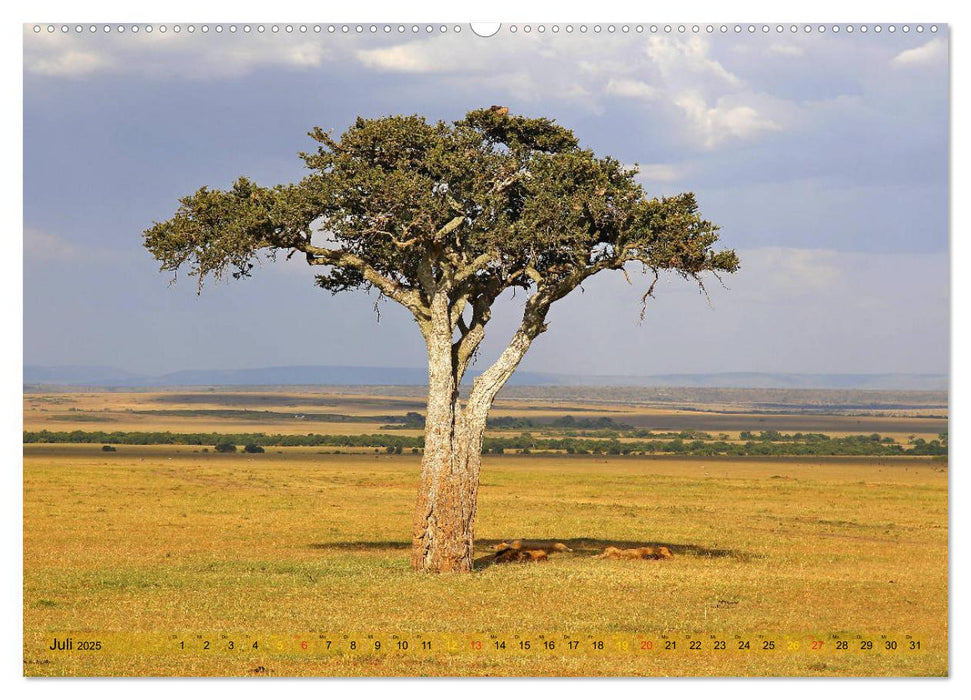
(596, 545, 673, 560)
(489, 540, 672, 563)
(490, 540, 571, 564)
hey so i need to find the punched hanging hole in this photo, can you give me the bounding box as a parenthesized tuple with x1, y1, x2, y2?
(469, 22, 502, 39)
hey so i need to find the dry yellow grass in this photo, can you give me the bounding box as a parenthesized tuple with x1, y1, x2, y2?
(23, 443, 947, 677)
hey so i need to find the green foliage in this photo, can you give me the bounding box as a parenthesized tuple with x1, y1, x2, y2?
(214, 440, 237, 453)
(101, 444, 116, 452)
(144, 108, 738, 322)
(243, 443, 265, 453)
(402, 412, 425, 427)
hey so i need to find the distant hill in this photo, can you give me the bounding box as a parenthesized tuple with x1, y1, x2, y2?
(23, 364, 948, 391)
(561, 372, 949, 391)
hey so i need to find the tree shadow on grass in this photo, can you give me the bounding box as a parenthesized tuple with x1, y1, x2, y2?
(308, 541, 411, 551)
(309, 538, 755, 570)
(472, 538, 754, 570)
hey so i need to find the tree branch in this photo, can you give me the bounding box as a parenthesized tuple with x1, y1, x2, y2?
(462, 254, 628, 418)
(449, 294, 469, 330)
(303, 244, 428, 319)
(453, 253, 498, 286)
(464, 289, 552, 420)
(453, 295, 494, 385)
(363, 217, 421, 249)
(489, 171, 525, 195)
(435, 215, 466, 242)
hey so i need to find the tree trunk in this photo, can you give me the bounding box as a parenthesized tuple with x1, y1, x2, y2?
(409, 294, 542, 573)
(410, 408, 485, 573)
(410, 297, 487, 573)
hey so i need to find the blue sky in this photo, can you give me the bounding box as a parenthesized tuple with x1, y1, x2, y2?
(22, 24, 950, 376)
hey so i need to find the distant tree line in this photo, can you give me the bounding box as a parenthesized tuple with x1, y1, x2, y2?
(380, 414, 631, 431)
(134, 409, 427, 425)
(23, 430, 422, 450)
(486, 415, 632, 430)
(23, 429, 947, 456)
(480, 433, 945, 456)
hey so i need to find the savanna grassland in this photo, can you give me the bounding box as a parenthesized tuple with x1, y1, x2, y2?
(23, 389, 948, 676)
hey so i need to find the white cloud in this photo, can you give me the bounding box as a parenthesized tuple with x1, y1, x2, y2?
(355, 33, 521, 75)
(280, 44, 328, 68)
(646, 36, 742, 89)
(357, 41, 456, 73)
(355, 35, 602, 104)
(620, 37, 788, 149)
(24, 228, 83, 261)
(633, 163, 689, 183)
(768, 44, 804, 57)
(892, 38, 947, 67)
(24, 228, 124, 263)
(24, 29, 330, 80)
(604, 77, 657, 99)
(743, 247, 843, 296)
(28, 49, 111, 77)
(674, 92, 782, 149)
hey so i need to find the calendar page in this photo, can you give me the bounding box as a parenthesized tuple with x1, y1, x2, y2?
(21, 19, 949, 678)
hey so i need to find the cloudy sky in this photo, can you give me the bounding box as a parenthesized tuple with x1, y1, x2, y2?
(22, 24, 949, 377)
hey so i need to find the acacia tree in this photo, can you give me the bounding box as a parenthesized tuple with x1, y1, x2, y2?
(144, 108, 739, 573)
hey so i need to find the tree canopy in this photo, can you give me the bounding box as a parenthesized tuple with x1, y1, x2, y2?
(144, 108, 739, 351)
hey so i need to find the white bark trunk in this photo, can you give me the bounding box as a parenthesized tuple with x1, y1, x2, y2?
(410, 290, 548, 573)
(411, 294, 482, 573)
